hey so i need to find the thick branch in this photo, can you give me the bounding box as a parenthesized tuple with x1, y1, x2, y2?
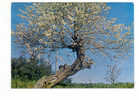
(34, 46, 86, 88)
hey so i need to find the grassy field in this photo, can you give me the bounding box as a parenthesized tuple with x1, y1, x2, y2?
(54, 83, 134, 88)
(11, 79, 37, 88)
(11, 79, 134, 88)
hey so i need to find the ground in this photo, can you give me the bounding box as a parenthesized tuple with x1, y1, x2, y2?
(11, 79, 134, 88)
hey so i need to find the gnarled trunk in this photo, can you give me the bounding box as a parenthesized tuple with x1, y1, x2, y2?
(34, 46, 85, 88)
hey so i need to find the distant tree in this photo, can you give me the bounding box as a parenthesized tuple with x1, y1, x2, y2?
(104, 64, 120, 84)
(11, 57, 51, 81)
(12, 3, 133, 88)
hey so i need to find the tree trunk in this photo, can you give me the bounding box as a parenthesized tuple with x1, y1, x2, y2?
(34, 47, 85, 88)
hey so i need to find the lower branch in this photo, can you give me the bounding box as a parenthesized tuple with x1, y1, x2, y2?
(34, 59, 82, 88)
(34, 46, 88, 88)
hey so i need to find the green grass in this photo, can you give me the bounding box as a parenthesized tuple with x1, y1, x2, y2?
(54, 83, 134, 88)
(11, 79, 134, 88)
(11, 79, 36, 88)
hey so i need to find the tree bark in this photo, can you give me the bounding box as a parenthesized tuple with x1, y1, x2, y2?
(34, 46, 85, 88)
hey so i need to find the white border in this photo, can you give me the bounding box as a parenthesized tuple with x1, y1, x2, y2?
(0, 0, 138, 100)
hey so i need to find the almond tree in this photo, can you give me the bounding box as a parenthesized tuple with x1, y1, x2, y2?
(104, 64, 120, 84)
(12, 3, 133, 88)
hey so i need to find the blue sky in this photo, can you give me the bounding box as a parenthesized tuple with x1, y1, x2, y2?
(11, 3, 134, 83)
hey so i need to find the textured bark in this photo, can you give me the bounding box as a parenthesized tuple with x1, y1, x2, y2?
(34, 47, 85, 88)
